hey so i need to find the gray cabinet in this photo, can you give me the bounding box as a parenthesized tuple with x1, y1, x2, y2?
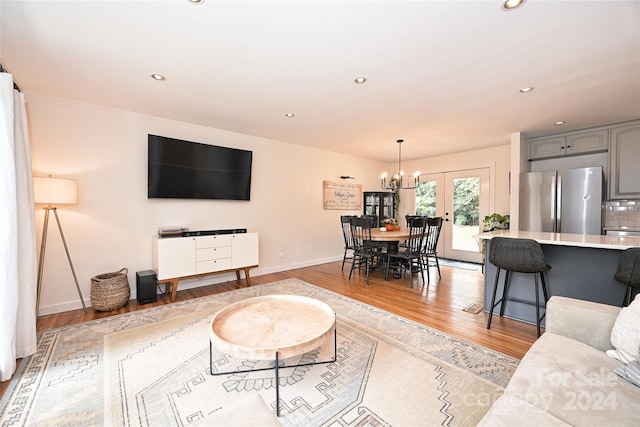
(529, 129, 608, 160)
(528, 136, 566, 159)
(609, 122, 640, 199)
(566, 129, 609, 155)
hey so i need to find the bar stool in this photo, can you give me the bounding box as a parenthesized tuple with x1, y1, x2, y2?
(614, 247, 640, 307)
(486, 237, 551, 337)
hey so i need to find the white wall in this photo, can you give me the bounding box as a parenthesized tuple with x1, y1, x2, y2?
(27, 92, 514, 314)
(26, 92, 386, 314)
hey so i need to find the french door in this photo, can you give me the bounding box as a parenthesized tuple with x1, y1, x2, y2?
(415, 168, 489, 263)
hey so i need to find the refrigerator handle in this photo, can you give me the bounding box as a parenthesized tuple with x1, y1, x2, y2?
(550, 174, 557, 233)
(556, 174, 562, 233)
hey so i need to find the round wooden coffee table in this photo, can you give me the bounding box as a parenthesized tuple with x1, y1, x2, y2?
(208, 295, 337, 416)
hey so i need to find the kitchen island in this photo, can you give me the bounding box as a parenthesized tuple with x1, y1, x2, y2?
(475, 230, 640, 326)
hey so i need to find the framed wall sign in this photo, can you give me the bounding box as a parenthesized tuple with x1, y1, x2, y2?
(323, 180, 362, 210)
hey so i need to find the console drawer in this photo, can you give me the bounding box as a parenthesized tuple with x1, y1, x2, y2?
(196, 246, 232, 261)
(196, 258, 232, 273)
(196, 235, 232, 248)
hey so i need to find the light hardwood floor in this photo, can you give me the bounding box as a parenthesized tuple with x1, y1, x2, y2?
(1, 260, 539, 399)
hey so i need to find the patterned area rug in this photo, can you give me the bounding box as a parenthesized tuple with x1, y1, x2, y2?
(0, 279, 518, 426)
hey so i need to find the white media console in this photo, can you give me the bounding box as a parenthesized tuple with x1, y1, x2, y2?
(152, 232, 259, 302)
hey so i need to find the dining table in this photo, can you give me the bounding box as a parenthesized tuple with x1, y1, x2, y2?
(369, 227, 413, 251)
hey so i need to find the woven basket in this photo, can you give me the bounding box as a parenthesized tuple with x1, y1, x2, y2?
(90, 268, 130, 311)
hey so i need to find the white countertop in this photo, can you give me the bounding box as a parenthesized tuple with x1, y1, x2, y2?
(474, 230, 640, 250)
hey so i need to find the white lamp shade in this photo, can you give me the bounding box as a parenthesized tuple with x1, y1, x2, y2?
(33, 177, 78, 205)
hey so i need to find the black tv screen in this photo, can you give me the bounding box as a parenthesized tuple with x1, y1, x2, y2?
(148, 134, 252, 200)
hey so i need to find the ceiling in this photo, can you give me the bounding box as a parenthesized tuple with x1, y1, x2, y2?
(1, 0, 639, 162)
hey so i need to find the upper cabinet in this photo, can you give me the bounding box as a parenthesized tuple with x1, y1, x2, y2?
(566, 129, 610, 155)
(528, 129, 609, 160)
(528, 135, 566, 159)
(609, 122, 640, 200)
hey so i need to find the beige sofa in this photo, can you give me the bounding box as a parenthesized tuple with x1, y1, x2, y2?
(478, 296, 639, 426)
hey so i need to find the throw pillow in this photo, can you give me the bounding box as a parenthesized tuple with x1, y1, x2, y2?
(607, 294, 640, 364)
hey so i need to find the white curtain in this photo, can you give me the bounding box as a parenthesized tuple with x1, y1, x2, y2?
(0, 72, 37, 382)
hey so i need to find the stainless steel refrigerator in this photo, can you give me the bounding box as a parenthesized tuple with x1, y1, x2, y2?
(519, 166, 603, 234)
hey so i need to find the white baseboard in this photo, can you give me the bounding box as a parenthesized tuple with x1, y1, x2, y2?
(37, 256, 343, 316)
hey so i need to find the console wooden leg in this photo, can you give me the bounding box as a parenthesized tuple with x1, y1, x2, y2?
(235, 270, 241, 281)
(244, 267, 252, 286)
(170, 278, 179, 302)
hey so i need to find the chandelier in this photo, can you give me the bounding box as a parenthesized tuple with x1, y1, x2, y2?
(380, 139, 420, 191)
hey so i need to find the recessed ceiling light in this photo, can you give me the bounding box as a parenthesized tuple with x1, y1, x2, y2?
(150, 73, 166, 81)
(285, 113, 295, 118)
(554, 121, 566, 125)
(519, 86, 534, 93)
(187, 0, 204, 4)
(354, 76, 367, 84)
(502, 0, 526, 11)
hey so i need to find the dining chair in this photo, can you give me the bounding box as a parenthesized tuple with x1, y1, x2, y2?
(422, 217, 444, 282)
(400, 215, 422, 248)
(405, 214, 422, 226)
(349, 217, 382, 284)
(362, 214, 389, 254)
(384, 216, 428, 287)
(362, 214, 379, 228)
(340, 215, 357, 271)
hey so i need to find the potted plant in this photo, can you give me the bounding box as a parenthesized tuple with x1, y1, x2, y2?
(479, 213, 510, 268)
(389, 177, 401, 224)
(482, 213, 510, 232)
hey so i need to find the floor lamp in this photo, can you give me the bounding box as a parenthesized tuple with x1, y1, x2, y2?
(34, 176, 87, 315)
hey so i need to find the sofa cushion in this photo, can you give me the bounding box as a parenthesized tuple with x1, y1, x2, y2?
(608, 294, 640, 364)
(502, 332, 640, 426)
(545, 296, 619, 352)
(477, 394, 570, 426)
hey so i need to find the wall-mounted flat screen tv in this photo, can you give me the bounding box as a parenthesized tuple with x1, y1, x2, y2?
(148, 134, 252, 200)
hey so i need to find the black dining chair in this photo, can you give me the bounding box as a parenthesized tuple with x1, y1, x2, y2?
(614, 247, 640, 307)
(362, 214, 379, 228)
(349, 216, 382, 284)
(421, 217, 444, 282)
(362, 214, 390, 254)
(385, 216, 428, 287)
(399, 215, 422, 249)
(340, 215, 357, 271)
(405, 214, 421, 226)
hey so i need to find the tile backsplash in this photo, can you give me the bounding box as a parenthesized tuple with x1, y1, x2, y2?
(604, 200, 640, 230)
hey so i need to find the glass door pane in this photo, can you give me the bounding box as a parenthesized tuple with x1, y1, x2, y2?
(382, 193, 394, 220)
(364, 193, 379, 216)
(414, 173, 445, 252)
(443, 168, 489, 263)
(416, 180, 437, 217)
(451, 176, 480, 251)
